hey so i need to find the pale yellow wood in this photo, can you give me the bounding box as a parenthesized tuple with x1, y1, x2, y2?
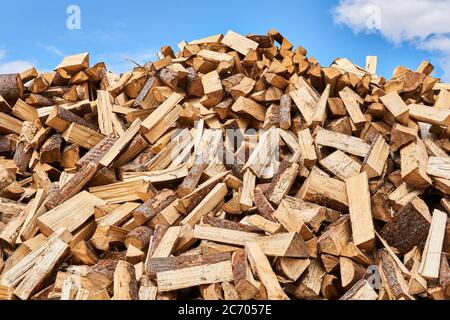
(320, 150, 361, 180)
(419, 209, 447, 280)
(316, 128, 370, 157)
(380, 91, 410, 125)
(427, 157, 450, 180)
(221, 30, 259, 55)
(245, 242, 289, 300)
(346, 172, 375, 251)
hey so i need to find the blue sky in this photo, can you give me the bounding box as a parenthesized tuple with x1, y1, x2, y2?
(0, 0, 449, 80)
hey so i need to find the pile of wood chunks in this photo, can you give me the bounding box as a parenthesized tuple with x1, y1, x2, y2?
(0, 29, 449, 300)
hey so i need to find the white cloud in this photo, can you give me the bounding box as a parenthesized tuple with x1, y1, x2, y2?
(0, 49, 34, 74)
(333, 0, 450, 80)
(36, 42, 64, 56)
(95, 49, 157, 73)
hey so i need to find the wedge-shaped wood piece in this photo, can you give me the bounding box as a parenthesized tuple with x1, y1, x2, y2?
(201, 70, 224, 107)
(151, 226, 181, 258)
(231, 96, 266, 122)
(320, 150, 361, 180)
(346, 172, 375, 251)
(14, 237, 70, 300)
(222, 30, 259, 55)
(274, 201, 314, 240)
(141, 91, 185, 133)
(380, 202, 431, 255)
(156, 259, 233, 292)
(55, 53, 89, 73)
(96, 90, 115, 136)
(390, 123, 418, 152)
(340, 279, 378, 300)
(44, 162, 98, 210)
(244, 128, 279, 178)
(388, 182, 424, 211)
(63, 123, 106, 150)
(245, 242, 289, 300)
(254, 232, 309, 258)
(339, 256, 365, 289)
(316, 128, 370, 157)
(400, 140, 432, 188)
(243, 215, 282, 235)
(0, 112, 23, 135)
(311, 85, 330, 126)
(37, 191, 106, 236)
(231, 250, 259, 300)
(290, 87, 318, 125)
(408, 104, 450, 126)
(427, 157, 450, 180)
(339, 89, 367, 127)
(132, 189, 177, 225)
(297, 128, 317, 168)
(380, 91, 409, 125)
(113, 260, 139, 300)
(99, 119, 141, 168)
(378, 249, 413, 300)
(89, 180, 153, 204)
(239, 170, 256, 211)
(361, 135, 389, 179)
(293, 258, 326, 299)
(299, 168, 349, 211)
(46, 106, 97, 133)
(419, 209, 447, 280)
(265, 160, 299, 205)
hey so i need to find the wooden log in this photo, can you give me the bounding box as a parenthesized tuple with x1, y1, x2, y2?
(231, 250, 260, 300)
(0, 74, 24, 101)
(380, 91, 410, 125)
(400, 140, 432, 188)
(427, 157, 450, 180)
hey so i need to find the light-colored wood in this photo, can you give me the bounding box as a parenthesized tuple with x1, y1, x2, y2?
(320, 150, 361, 180)
(380, 91, 410, 125)
(156, 260, 233, 292)
(141, 92, 185, 132)
(400, 140, 432, 188)
(361, 135, 390, 179)
(365, 56, 377, 74)
(37, 192, 106, 236)
(245, 242, 289, 300)
(339, 89, 367, 127)
(427, 157, 450, 180)
(290, 87, 318, 125)
(231, 96, 266, 122)
(297, 128, 317, 168)
(62, 123, 105, 150)
(99, 119, 141, 167)
(89, 180, 153, 204)
(408, 104, 450, 126)
(151, 226, 181, 258)
(55, 53, 89, 73)
(346, 172, 375, 251)
(316, 128, 370, 157)
(222, 30, 259, 55)
(419, 209, 447, 280)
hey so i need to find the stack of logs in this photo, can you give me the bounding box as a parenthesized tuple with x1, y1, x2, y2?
(0, 29, 449, 300)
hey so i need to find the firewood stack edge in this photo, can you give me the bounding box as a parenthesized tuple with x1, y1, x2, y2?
(0, 29, 449, 300)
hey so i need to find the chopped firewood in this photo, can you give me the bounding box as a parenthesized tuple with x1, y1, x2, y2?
(316, 128, 370, 157)
(346, 172, 375, 251)
(400, 140, 432, 188)
(0, 29, 448, 301)
(380, 91, 410, 125)
(320, 150, 361, 180)
(37, 191, 106, 236)
(419, 209, 447, 280)
(362, 135, 390, 179)
(380, 202, 431, 255)
(340, 279, 378, 300)
(245, 242, 289, 300)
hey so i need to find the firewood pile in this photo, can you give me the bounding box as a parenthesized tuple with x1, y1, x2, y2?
(0, 29, 449, 301)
